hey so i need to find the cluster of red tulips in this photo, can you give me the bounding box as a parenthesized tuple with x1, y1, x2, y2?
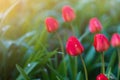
(45, 5, 120, 80)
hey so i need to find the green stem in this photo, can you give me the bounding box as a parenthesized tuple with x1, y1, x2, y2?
(101, 52, 105, 74)
(80, 55, 88, 80)
(55, 32, 67, 76)
(79, 31, 89, 41)
(79, 28, 89, 41)
(70, 23, 75, 35)
(117, 48, 120, 80)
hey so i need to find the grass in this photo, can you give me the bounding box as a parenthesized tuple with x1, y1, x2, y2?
(0, 0, 120, 80)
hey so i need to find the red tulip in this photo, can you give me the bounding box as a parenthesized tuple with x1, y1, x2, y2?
(96, 73, 108, 80)
(45, 17, 59, 33)
(66, 36, 84, 56)
(89, 17, 102, 33)
(93, 34, 110, 52)
(62, 5, 75, 22)
(111, 33, 120, 47)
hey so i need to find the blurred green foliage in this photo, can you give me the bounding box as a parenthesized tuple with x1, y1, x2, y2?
(0, 0, 120, 80)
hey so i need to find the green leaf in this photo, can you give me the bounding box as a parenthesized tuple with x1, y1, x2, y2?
(39, 49, 58, 65)
(56, 76, 61, 80)
(106, 48, 116, 73)
(25, 50, 44, 65)
(58, 54, 69, 77)
(25, 42, 48, 66)
(34, 27, 48, 51)
(19, 49, 57, 80)
(16, 64, 30, 80)
(17, 31, 36, 45)
(47, 64, 64, 80)
(1, 39, 15, 49)
(85, 46, 95, 65)
(25, 62, 38, 74)
(68, 55, 77, 80)
(17, 62, 38, 80)
(107, 67, 111, 79)
(76, 72, 81, 80)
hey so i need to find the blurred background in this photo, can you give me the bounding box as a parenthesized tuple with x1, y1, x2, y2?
(0, 0, 120, 80)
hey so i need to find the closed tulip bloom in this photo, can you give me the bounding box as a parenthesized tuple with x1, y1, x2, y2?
(45, 17, 59, 33)
(111, 33, 120, 47)
(62, 5, 75, 22)
(93, 34, 110, 52)
(66, 36, 84, 56)
(96, 73, 108, 80)
(89, 17, 102, 33)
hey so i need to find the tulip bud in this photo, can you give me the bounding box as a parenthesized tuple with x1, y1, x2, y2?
(111, 33, 120, 47)
(93, 34, 110, 52)
(96, 73, 108, 80)
(62, 5, 75, 22)
(89, 17, 102, 33)
(45, 17, 59, 33)
(66, 36, 84, 56)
